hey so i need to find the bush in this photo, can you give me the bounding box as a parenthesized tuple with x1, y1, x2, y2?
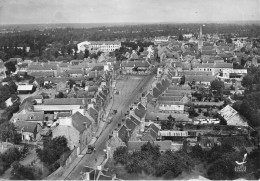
(10, 162, 36, 180)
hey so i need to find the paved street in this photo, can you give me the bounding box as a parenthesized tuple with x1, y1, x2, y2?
(60, 74, 154, 180)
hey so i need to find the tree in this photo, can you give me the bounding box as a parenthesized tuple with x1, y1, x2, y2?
(0, 122, 22, 144)
(1, 147, 21, 166)
(10, 162, 35, 180)
(161, 116, 175, 130)
(155, 150, 194, 179)
(4, 61, 16, 73)
(206, 152, 240, 180)
(67, 79, 76, 89)
(56, 92, 65, 98)
(36, 136, 70, 166)
(113, 146, 128, 165)
(84, 49, 89, 58)
(242, 75, 255, 90)
(178, 34, 184, 41)
(210, 79, 224, 95)
(190, 145, 204, 160)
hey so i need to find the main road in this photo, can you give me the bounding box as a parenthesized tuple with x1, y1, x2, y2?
(62, 73, 155, 180)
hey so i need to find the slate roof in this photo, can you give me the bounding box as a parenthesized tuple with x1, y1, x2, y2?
(56, 112, 72, 118)
(88, 107, 99, 122)
(118, 125, 128, 143)
(71, 112, 92, 133)
(201, 50, 216, 55)
(214, 63, 233, 68)
(29, 71, 54, 77)
(158, 96, 183, 102)
(121, 60, 150, 67)
(91, 66, 104, 71)
(130, 115, 140, 125)
(15, 121, 39, 133)
(44, 98, 87, 105)
(134, 104, 146, 119)
(152, 87, 161, 98)
(181, 63, 191, 70)
(185, 75, 215, 82)
(126, 119, 138, 132)
(12, 111, 44, 122)
(183, 71, 212, 76)
(87, 86, 99, 92)
(146, 123, 160, 138)
(201, 46, 215, 51)
(65, 69, 83, 75)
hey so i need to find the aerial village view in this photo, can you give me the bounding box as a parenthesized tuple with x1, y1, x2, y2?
(0, 0, 259, 180)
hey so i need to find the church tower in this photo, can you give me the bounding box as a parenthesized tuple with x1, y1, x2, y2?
(198, 25, 204, 50)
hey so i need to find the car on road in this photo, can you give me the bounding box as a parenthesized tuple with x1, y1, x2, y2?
(86, 145, 95, 154)
(115, 90, 120, 94)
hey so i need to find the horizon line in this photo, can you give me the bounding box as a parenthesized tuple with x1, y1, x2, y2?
(0, 20, 260, 26)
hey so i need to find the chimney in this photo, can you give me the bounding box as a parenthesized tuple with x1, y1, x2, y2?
(85, 172, 90, 181)
(95, 70, 98, 78)
(82, 98, 86, 105)
(112, 174, 116, 181)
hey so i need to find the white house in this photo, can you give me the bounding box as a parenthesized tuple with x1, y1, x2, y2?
(77, 41, 121, 53)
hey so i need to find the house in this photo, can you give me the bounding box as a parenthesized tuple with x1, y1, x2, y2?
(157, 97, 185, 113)
(218, 105, 248, 127)
(134, 103, 146, 120)
(65, 69, 84, 77)
(0, 62, 6, 79)
(107, 129, 126, 158)
(5, 97, 13, 107)
(56, 81, 68, 92)
(141, 124, 160, 141)
(15, 121, 42, 141)
(52, 112, 93, 152)
(43, 98, 88, 106)
(11, 111, 45, 123)
(121, 60, 150, 74)
(34, 105, 82, 113)
(17, 84, 36, 94)
(118, 116, 141, 143)
(221, 69, 247, 79)
(77, 41, 121, 53)
(29, 71, 54, 78)
(159, 130, 188, 141)
(185, 75, 215, 85)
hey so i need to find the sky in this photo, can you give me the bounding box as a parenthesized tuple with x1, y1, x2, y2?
(0, 0, 259, 24)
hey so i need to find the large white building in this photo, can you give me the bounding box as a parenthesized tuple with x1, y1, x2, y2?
(77, 41, 121, 53)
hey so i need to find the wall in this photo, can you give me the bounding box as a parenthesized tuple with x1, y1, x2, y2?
(52, 126, 80, 150)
